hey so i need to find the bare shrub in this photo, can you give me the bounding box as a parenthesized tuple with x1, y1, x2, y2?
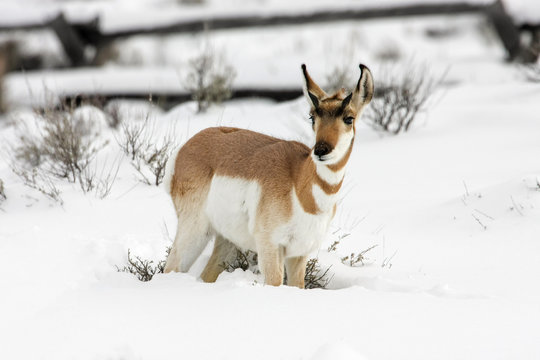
(221, 249, 259, 274)
(304, 258, 332, 289)
(9, 100, 117, 201)
(325, 65, 355, 94)
(119, 240, 333, 288)
(222, 247, 332, 289)
(117, 248, 169, 282)
(117, 116, 149, 161)
(184, 46, 236, 113)
(133, 135, 177, 186)
(0, 178, 6, 203)
(10, 166, 63, 205)
(0, 42, 13, 113)
(14, 100, 107, 182)
(104, 102, 122, 129)
(79, 157, 121, 198)
(117, 116, 178, 186)
(364, 62, 443, 134)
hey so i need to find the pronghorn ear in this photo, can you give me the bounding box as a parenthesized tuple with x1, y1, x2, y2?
(351, 64, 374, 110)
(301, 64, 327, 109)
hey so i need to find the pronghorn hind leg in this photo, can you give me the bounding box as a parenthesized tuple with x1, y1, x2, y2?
(257, 240, 284, 286)
(164, 220, 212, 273)
(285, 256, 308, 289)
(164, 190, 212, 273)
(200, 234, 237, 283)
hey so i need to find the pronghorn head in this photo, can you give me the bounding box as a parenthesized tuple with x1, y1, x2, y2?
(301, 64, 374, 164)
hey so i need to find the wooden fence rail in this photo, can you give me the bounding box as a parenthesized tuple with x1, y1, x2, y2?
(0, 1, 538, 110)
(0, 0, 538, 67)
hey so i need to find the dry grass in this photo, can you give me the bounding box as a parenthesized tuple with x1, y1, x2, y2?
(341, 245, 378, 267)
(328, 233, 378, 267)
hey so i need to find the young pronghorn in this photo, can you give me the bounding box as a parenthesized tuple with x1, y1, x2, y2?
(163, 64, 374, 288)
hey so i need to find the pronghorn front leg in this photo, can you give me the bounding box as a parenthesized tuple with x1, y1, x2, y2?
(256, 239, 284, 286)
(285, 256, 308, 289)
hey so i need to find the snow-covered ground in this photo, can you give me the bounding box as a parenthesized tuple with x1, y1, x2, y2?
(1, 6, 540, 360)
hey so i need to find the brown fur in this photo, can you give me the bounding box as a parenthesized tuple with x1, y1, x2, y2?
(165, 64, 374, 288)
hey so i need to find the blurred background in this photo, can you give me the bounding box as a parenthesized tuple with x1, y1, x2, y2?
(0, 0, 538, 111)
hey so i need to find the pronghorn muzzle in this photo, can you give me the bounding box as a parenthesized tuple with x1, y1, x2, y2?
(314, 141, 332, 160)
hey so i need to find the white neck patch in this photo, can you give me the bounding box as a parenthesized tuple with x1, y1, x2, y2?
(315, 163, 345, 185)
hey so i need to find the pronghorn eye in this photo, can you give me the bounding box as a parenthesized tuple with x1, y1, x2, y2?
(343, 116, 354, 125)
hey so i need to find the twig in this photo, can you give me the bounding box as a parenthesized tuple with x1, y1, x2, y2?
(471, 213, 487, 230)
(382, 250, 397, 269)
(510, 196, 524, 216)
(462, 180, 470, 197)
(473, 208, 494, 220)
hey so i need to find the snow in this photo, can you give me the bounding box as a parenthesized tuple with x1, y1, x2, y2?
(1, 7, 540, 360)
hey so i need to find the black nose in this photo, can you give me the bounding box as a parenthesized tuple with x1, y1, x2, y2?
(314, 142, 332, 158)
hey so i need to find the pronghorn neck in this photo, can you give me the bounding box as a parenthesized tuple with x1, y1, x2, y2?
(294, 141, 353, 215)
(314, 137, 354, 186)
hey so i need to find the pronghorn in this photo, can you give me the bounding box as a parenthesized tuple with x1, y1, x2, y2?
(163, 64, 374, 288)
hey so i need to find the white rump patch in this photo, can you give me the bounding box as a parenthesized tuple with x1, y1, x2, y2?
(205, 175, 261, 251)
(162, 146, 181, 194)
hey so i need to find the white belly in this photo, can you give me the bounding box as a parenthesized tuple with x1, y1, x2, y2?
(205, 175, 260, 250)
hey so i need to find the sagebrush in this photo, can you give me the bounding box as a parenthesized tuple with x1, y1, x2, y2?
(8, 100, 120, 201)
(117, 116, 178, 186)
(119, 243, 333, 289)
(184, 46, 236, 113)
(9, 99, 117, 200)
(117, 249, 169, 282)
(11, 167, 63, 204)
(364, 62, 443, 134)
(0, 178, 6, 203)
